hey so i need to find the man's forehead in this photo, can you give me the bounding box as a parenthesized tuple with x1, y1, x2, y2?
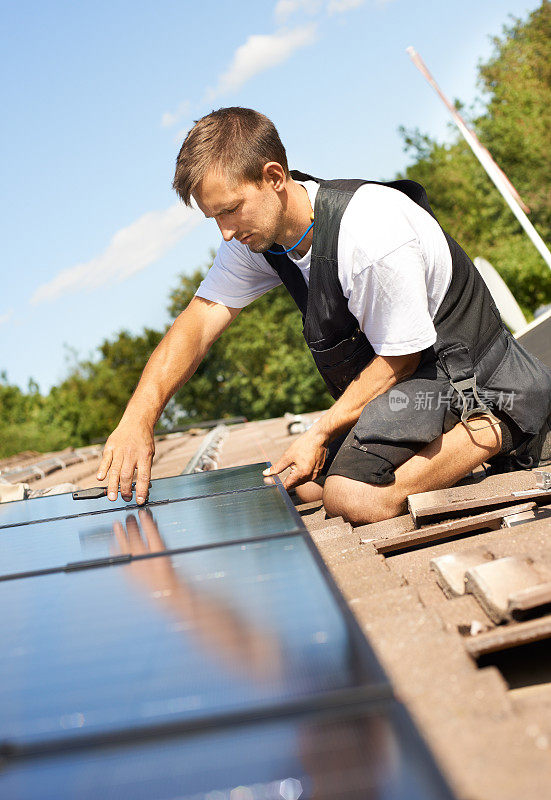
(193, 169, 246, 216)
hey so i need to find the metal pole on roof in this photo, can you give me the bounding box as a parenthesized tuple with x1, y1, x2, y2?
(406, 46, 551, 274)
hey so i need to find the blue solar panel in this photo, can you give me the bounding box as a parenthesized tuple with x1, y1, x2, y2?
(0, 463, 272, 529)
(0, 704, 454, 800)
(0, 462, 452, 796)
(0, 486, 303, 581)
(0, 535, 388, 749)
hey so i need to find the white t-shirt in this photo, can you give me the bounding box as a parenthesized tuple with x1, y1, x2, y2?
(196, 180, 453, 356)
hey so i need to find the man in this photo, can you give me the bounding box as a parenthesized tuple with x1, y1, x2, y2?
(97, 107, 551, 525)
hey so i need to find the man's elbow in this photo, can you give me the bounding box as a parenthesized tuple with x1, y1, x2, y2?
(385, 351, 422, 382)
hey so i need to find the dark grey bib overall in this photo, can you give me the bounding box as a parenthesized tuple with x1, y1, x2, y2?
(263, 172, 551, 482)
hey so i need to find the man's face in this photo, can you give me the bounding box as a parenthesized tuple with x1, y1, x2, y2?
(192, 166, 283, 253)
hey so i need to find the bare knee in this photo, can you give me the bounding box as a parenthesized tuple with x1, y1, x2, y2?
(293, 481, 324, 503)
(322, 476, 404, 526)
(464, 414, 503, 457)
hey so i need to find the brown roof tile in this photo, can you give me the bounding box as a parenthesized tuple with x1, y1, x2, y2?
(430, 547, 494, 598)
(465, 557, 551, 623)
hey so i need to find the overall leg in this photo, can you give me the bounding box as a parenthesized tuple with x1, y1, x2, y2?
(294, 481, 324, 503)
(323, 415, 502, 525)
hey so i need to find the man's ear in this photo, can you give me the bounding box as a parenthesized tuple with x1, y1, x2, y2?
(263, 162, 287, 192)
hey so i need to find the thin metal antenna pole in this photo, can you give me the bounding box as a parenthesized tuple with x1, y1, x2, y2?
(406, 46, 551, 273)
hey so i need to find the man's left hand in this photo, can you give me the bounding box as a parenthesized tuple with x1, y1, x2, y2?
(263, 431, 328, 490)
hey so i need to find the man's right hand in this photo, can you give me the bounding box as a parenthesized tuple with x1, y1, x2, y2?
(96, 420, 155, 504)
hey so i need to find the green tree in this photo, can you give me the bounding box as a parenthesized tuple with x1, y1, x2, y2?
(48, 327, 164, 444)
(0, 371, 72, 457)
(399, 1, 551, 316)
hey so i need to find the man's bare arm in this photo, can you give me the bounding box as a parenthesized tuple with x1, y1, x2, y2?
(96, 297, 241, 503)
(264, 351, 421, 489)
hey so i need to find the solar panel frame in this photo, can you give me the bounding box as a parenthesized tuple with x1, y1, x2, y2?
(0, 463, 274, 530)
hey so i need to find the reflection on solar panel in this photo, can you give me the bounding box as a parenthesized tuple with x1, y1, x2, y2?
(0, 486, 302, 581)
(0, 704, 452, 800)
(0, 462, 271, 528)
(0, 464, 453, 798)
(0, 535, 387, 748)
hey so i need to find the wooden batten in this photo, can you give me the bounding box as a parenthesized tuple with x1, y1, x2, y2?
(375, 502, 536, 554)
(408, 487, 551, 527)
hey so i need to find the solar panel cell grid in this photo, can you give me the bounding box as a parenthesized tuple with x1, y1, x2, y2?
(0, 463, 453, 798)
(0, 485, 302, 581)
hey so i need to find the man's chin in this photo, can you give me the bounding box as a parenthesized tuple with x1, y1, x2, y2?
(249, 241, 272, 254)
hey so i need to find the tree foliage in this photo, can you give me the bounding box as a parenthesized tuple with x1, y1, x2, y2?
(0, 329, 164, 458)
(399, 2, 551, 316)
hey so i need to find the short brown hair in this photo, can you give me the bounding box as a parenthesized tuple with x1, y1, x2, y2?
(172, 107, 289, 206)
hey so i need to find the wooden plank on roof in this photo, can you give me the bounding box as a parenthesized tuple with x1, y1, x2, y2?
(374, 502, 536, 554)
(465, 614, 551, 659)
(408, 487, 551, 527)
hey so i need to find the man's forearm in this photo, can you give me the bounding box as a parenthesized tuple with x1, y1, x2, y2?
(263, 351, 422, 489)
(122, 324, 204, 429)
(121, 297, 240, 430)
(308, 352, 421, 444)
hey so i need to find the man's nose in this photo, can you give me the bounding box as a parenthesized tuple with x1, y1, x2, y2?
(217, 220, 237, 242)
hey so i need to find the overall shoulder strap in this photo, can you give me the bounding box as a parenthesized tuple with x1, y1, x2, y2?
(303, 179, 367, 344)
(311, 179, 366, 263)
(381, 179, 437, 219)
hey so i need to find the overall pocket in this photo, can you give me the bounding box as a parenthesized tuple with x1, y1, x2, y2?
(309, 329, 375, 398)
(479, 334, 551, 435)
(353, 376, 455, 446)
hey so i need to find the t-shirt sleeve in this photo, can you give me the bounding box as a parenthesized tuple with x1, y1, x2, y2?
(195, 239, 282, 308)
(348, 240, 437, 356)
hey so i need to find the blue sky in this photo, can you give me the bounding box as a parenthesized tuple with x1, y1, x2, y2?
(1, 0, 541, 392)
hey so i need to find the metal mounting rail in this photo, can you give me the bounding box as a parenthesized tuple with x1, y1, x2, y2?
(181, 424, 228, 474)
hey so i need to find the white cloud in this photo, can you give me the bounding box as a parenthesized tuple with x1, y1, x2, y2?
(31, 204, 202, 305)
(207, 24, 317, 100)
(0, 309, 13, 326)
(161, 100, 190, 129)
(161, 111, 178, 128)
(274, 0, 322, 23)
(327, 0, 365, 13)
